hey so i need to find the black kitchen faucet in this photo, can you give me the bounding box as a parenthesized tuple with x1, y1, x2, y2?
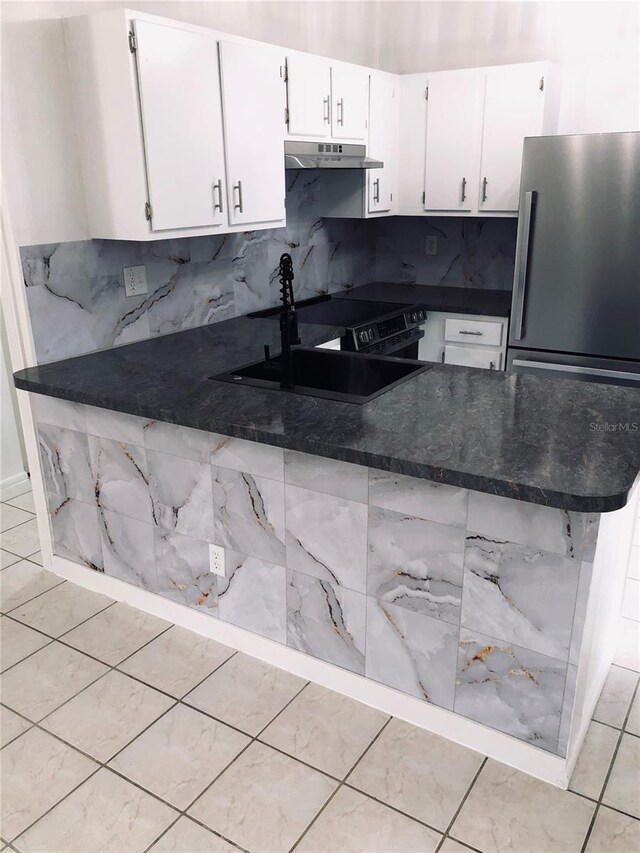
(278, 253, 300, 389)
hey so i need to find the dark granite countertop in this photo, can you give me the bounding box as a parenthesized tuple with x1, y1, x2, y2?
(14, 315, 640, 512)
(341, 282, 512, 317)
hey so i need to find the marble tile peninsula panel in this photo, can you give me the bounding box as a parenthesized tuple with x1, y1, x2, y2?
(366, 597, 458, 710)
(455, 628, 568, 753)
(147, 449, 215, 542)
(50, 497, 104, 572)
(89, 434, 152, 524)
(211, 433, 284, 481)
(285, 484, 368, 593)
(31, 396, 608, 757)
(153, 526, 218, 615)
(217, 550, 287, 644)
(99, 509, 156, 590)
(37, 422, 93, 506)
(367, 505, 464, 625)
(212, 466, 285, 564)
(369, 470, 468, 526)
(142, 419, 211, 463)
(461, 536, 581, 660)
(286, 569, 366, 675)
(467, 492, 586, 559)
(284, 450, 369, 503)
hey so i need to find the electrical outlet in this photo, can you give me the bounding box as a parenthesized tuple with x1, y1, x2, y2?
(426, 236, 438, 256)
(209, 544, 226, 577)
(123, 265, 148, 297)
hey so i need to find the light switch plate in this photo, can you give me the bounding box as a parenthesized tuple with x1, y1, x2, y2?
(425, 236, 438, 256)
(209, 544, 226, 577)
(123, 265, 148, 297)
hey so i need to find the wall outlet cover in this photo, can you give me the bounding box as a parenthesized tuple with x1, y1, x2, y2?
(426, 236, 438, 256)
(123, 265, 148, 297)
(209, 543, 226, 577)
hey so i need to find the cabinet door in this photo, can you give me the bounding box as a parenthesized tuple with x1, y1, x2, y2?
(219, 41, 286, 226)
(133, 20, 226, 232)
(286, 54, 331, 137)
(479, 63, 546, 212)
(368, 72, 397, 213)
(444, 345, 502, 370)
(423, 69, 483, 212)
(332, 64, 368, 140)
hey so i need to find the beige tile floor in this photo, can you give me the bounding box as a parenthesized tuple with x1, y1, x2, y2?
(1, 484, 639, 853)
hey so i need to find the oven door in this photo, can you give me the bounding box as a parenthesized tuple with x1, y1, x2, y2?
(359, 328, 424, 359)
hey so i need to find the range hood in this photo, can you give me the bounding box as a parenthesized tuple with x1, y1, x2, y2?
(284, 141, 383, 170)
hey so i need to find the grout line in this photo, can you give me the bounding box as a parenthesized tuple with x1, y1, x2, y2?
(1, 576, 68, 619)
(580, 675, 640, 852)
(4, 644, 244, 847)
(289, 715, 394, 852)
(434, 757, 487, 853)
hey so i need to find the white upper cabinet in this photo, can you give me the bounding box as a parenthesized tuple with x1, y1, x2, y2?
(133, 20, 226, 232)
(478, 62, 548, 212)
(331, 63, 368, 140)
(423, 69, 484, 213)
(398, 61, 558, 217)
(368, 71, 398, 213)
(219, 41, 286, 226)
(286, 54, 368, 141)
(286, 53, 332, 137)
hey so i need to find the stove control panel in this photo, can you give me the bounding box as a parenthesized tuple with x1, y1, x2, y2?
(348, 305, 426, 352)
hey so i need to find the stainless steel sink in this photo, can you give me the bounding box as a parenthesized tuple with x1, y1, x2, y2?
(210, 347, 428, 404)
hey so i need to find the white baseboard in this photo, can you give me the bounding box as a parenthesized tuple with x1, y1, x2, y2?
(49, 553, 570, 788)
(0, 470, 29, 494)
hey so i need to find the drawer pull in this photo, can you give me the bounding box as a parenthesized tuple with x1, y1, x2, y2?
(461, 177, 467, 202)
(459, 330, 483, 336)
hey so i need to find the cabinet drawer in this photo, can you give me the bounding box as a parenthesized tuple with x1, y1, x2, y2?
(444, 318, 504, 346)
(444, 345, 502, 370)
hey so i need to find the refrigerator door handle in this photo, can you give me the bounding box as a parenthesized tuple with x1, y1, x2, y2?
(512, 359, 640, 383)
(512, 190, 537, 341)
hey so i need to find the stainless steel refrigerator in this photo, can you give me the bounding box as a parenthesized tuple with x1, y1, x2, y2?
(507, 131, 640, 386)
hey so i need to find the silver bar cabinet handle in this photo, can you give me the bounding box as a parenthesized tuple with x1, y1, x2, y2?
(461, 177, 467, 202)
(512, 190, 537, 341)
(213, 180, 223, 213)
(323, 96, 330, 124)
(337, 98, 344, 126)
(373, 178, 380, 203)
(459, 330, 483, 336)
(482, 177, 488, 202)
(512, 359, 640, 383)
(234, 181, 243, 213)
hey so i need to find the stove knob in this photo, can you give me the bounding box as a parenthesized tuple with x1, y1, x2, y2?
(358, 330, 369, 344)
(410, 311, 418, 323)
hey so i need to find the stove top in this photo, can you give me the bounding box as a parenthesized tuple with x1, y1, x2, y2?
(293, 297, 406, 327)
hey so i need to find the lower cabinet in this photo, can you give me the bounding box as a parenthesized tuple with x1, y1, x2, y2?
(444, 344, 502, 370)
(418, 311, 508, 370)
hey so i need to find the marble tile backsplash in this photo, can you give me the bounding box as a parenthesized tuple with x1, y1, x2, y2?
(34, 394, 599, 758)
(20, 172, 376, 364)
(20, 178, 517, 365)
(374, 216, 517, 289)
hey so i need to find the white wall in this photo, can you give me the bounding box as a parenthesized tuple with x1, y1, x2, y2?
(0, 314, 27, 487)
(2, 1, 638, 246)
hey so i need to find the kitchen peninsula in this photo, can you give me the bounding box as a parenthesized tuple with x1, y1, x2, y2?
(14, 312, 640, 786)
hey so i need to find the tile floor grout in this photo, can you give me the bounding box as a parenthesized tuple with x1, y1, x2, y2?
(579, 674, 640, 852)
(288, 716, 395, 852)
(4, 645, 245, 847)
(2, 491, 639, 853)
(434, 757, 488, 853)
